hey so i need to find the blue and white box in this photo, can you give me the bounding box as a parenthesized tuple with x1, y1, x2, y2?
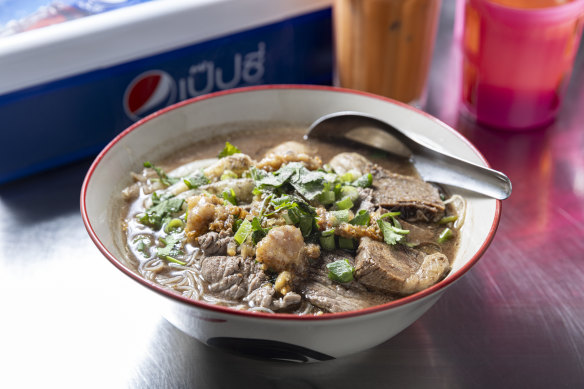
(0, 0, 333, 183)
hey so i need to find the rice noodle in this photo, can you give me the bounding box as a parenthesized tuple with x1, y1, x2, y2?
(168, 158, 218, 178)
(248, 306, 276, 314)
(443, 194, 466, 230)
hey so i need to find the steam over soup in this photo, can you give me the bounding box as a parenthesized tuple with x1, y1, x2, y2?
(121, 126, 464, 314)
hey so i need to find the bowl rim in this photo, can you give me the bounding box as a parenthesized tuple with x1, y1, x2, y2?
(80, 84, 502, 322)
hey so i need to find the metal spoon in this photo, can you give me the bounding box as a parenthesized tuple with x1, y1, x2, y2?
(305, 111, 512, 200)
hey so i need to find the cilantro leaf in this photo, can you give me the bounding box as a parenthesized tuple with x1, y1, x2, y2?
(377, 218, 409, 245)
(157, 234, 185, 265)
(184, 171, 209, 189)
(139, 197, 184, 230)
(250, 217, 268, 244)
(144, 161, 179, 186)
(251, 165, 296, 189)
(133, 235, 152, 257)
(289, 168, 327, 201)
(349, 210, 370, 226)
(251, 163, 326, 201)
(218, 142, 241, 158)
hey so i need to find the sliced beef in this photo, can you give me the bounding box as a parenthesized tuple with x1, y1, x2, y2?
(200, 255, 301, 311)
(200, 255, 268, 301)
(398, 220, 438, 246)
(370, 166, 445, 222)
(197, 231, 234, 256)
(330, 153, 445, 222)
(300, 250, 394, 313)
(354, 237, 450, 295)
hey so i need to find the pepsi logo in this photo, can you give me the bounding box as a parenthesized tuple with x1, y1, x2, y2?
(123, 70, 177, 121)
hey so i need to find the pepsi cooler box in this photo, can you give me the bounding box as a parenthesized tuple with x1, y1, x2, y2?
(0, 0, 333, 184)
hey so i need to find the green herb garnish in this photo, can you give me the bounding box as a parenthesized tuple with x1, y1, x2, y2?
(335, 197, 354, 210)
(250, 217, 268, 245)
(252, 162, 327, 201)
(338, 237, 355, 250)
(438, 228, 454, 243)
(218, 142, 241, 158)
(349, 210, 370, 226)
(330, 209, 351, 226)
(183, 171, 209, 189)
(234, 219, 252, 245)
(222, 188, 237, 205)
(326, 259, 355, 283)
(438, 215, 458, 225)
(156, 234, 185, 264)
(319, 229, 336, 250)
(144, 161, 179, 186)
(164, 218, 185, 233)
(133, 235, 151, 256)
(220, 170, 238, 180)
(353, 173, 373, 188)
(377, 214, 409, 246)
(138, 196, 184, 229)
(318, 190, 336, 205)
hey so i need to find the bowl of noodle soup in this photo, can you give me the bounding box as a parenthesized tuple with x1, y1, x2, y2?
(81, 85, 501, 362)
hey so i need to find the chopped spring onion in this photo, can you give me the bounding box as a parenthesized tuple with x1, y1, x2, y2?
(330, 209, 351, 226)
(338, 237, 355, 250)
(164, 218, 184, 233)
(438, 228, 454, 243)
(353, 173, 373, 188)
(439, 215, 458, 225)
(326, 259, 355, 283)
(220, 170, 238, 180)
(164, 255, 186, 266)
(234, 219, 252, 245)
(319, 229, 336, 250)
(379, 211, 401, 219)
(340, 185, 359, 202)
(340, 171, 358, 183)
(222, 188, 237, 205)
(318, 190, 336, 205)
(335, 197, 354, 210)
(251, 217, 268, 244)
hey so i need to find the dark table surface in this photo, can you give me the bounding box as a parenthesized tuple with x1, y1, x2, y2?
(2, 2, 583, 388)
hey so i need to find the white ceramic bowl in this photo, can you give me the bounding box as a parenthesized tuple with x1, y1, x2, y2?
(81, 85, 501, 362)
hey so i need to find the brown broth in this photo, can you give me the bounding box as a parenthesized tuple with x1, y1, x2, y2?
(121, 124, 460, 314)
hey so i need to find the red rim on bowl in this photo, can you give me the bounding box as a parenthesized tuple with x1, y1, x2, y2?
(80, 84, 502, 321)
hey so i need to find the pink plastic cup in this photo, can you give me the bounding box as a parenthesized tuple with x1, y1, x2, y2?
(460, 0, 584, 130)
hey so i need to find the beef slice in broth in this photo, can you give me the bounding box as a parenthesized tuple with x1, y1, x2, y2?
(301, 250, 394, 313)
(370, 165, 445, 222)
(354, 237, 451, 295)
(122, 126, 460, 315)
(330, 152, 445, 222)
(200, 255, 301, 311)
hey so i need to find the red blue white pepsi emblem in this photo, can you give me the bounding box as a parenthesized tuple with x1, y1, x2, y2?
(123, 70, 177, 121)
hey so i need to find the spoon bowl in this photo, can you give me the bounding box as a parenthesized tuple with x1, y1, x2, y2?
(306, 111, 512, 200)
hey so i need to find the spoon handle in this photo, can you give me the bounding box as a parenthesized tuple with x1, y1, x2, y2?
(307, 111, 512, 200)
(412, 144, 512, 200)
